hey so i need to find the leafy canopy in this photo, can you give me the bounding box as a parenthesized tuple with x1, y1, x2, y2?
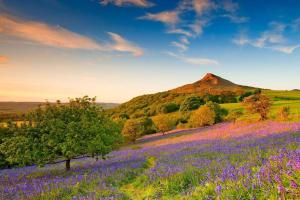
(0, 96, 122, 170)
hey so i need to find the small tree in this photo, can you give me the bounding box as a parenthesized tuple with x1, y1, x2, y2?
(243, 94, 272, 121)
(160, 103, 179, 114)
(189, 105, 216, 128)
(122, 119, 144, 143)
(277, 106, 290, 121)
(153, 114, 177, 134)
(180, 96, 204, 112)
(205, 101, 228, 123)
(0, 96, 122, 171)
(226, 110, 243, 122)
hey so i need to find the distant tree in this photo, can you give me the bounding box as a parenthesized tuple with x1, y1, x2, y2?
(153, 114, 177, 134)
(205, 101, 228, 123)
(226, 110, 243, 122)
(238, 91, 253, 102)
(189, 105, 216, 128)
(254, 88, 262, 94)
(243, 94, 272, 121)
(277, 106, 290, 121)
(160, 103, 180, 114)
(180, 96, 204, 112)
(219, 91, 238, 103)
(122, 119, 144, 143)
(0, 96, 122, 171)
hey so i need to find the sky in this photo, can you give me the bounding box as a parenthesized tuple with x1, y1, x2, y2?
(0, 0, 300, 103)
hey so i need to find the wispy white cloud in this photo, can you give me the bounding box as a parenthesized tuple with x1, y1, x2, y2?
(222, 14, 249, 23)
(0, 15, 144, 57)
(108, 32, 144, 56)
(99, 0, 153, 7)
(291, 18, 300, 31)
(166, 51, 219, 66)
(139, 11, 180, 25)
(233, 20, 300, 54)
(193, 0, 216, 15)
(221, 0, 248, 23)
(272, 45, 300, 54)
(171, 41, 188, 52)
(166, 28, 192, 37)
(232, 34, 250, 46)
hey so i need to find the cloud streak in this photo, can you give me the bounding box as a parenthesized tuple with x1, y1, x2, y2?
(139, 11, 180, 25)
(166, 51, 218, 66)
(108, 32, 144, 56)
(100, 0, 153, 7)
(0, 15, 144, 56)
(0, 15, 105, 50)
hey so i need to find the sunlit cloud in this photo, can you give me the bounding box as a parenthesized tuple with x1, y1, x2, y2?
(171, 41, 188, 52)
(108, 32, 144, 56)
(0, 15, 144, 57)
(139, 11, 180, 25)
(193, 0, 216, 15)
(99, 0, 153, 7)
(0, 15, 105, 50)
(0, 55, 8, 63)
(166, 51, 219, 66)
(272, 45, 300, 54)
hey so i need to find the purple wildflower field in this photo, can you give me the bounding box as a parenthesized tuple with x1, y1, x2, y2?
(1, 121, 300, 199)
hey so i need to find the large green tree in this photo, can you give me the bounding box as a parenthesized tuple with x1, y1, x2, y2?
(0, 96, 122, 171)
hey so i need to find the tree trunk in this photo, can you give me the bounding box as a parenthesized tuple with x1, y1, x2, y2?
(66, 159, 71, 171)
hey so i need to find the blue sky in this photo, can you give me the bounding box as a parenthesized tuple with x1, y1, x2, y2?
(0, 0, 300, 103)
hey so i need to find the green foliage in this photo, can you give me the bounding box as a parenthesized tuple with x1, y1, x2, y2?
(160, 103, 179, 114)
(0, 96, 122, 170)
(180, 95, 204, 112)
(239, 91, 253, 102)
(205, 101, 228, 123)
(122, 119, 144, 143)
(189, 105, 216, 128)
(243, 94, 272, 121)
(226, 110, 243, 122)
(152, 114, 177, 134)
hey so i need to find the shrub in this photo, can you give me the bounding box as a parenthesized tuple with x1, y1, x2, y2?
(226, 110, 243, 122)
(122, 119, 144, 143)
(243, 94, 272, 121)
(189, 105, 216, 128)
(238, 91, 253, 102)
(277, 106, 290, 121)
(205, 101, 228, 123)
(180, 96, 204, 112)
(160, 103, 180, 114)
(152, 114, 177, 134)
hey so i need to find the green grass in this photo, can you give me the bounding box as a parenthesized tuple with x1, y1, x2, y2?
(221, 100, 300, 121)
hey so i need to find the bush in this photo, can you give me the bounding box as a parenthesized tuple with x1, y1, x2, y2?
(243, 94, 272, 121)
(205, 101, 228, 123)
(226, 110, 243, 122)
(277, 106, 290, 121)
(160, 103, 180, 114)
(189, 105, 216, 128)
(152, 114, 177, 134)
(180, 96, 204, 112)
(122, 119, 144, 143)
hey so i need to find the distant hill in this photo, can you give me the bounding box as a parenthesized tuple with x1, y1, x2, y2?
(171, 73, 254, 95)
(109, 73, 257, 119)
(0, 102, 119, 121)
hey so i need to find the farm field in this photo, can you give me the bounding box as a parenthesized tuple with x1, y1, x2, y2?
(1, 120, 300, 199)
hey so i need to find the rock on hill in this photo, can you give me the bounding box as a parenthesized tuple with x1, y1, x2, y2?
(171, 73, 253, 95)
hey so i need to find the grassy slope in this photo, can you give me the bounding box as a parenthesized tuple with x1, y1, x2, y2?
(221, 90, 300, 121)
